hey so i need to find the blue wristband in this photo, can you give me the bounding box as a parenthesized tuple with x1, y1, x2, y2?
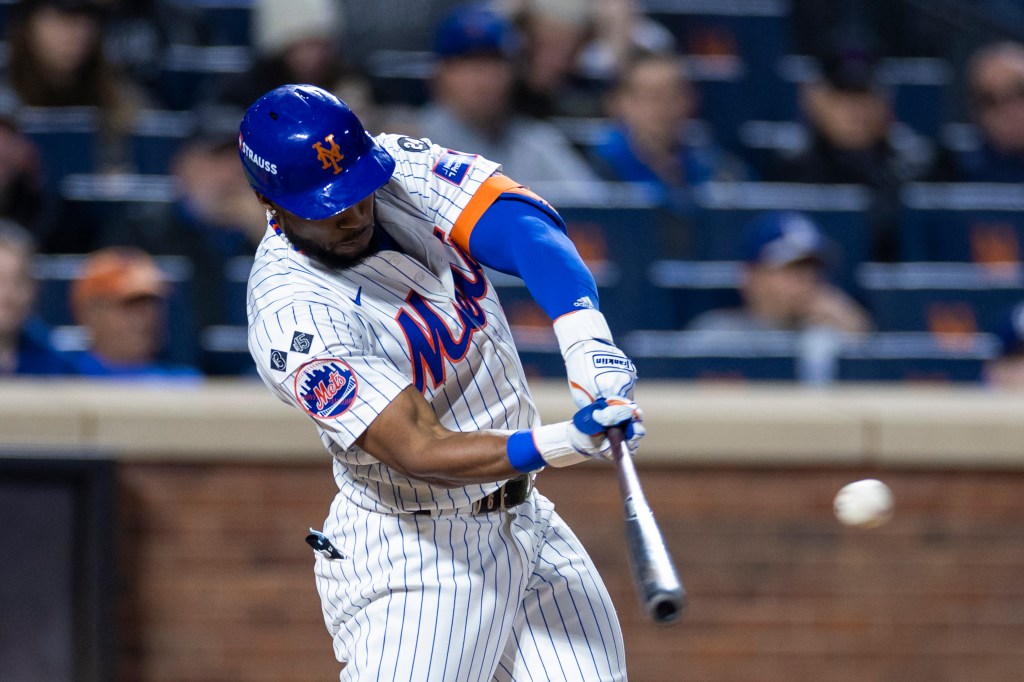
(506, 430, 547, 473)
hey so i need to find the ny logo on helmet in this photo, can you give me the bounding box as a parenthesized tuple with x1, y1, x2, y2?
(312, 134, 345, 174)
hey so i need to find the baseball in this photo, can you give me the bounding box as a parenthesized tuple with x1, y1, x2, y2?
(833, 479, 893, 528)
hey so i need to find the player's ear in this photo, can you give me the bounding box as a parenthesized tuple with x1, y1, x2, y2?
(254, 193, 276, 213)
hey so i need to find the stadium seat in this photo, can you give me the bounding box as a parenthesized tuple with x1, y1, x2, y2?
(17, 107, 100, 185)
(365, 50, 434, 107)
(772, 55, 953, 137)
(33, 253, 198, 366)
(899, 183, 1024, 263)
(58, 173, 177, 245)
(158, 45, 251, 110)
(688, 182, 872, 292)
(643, 0, 792, 121)
(646, 260, 742, 329)
(835, 332, 994, 383)
(857, 262, 1024, 335)
(131, 110, 198, 174)
(222, 256, 252, 326)
(622, 328, 994, 383)
(190, 0, 254, 47)
(623, 329, 801, 381)
(199, 325, 257, 376)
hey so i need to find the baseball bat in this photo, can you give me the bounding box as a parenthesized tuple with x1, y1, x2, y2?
(607, 426, 686, 625)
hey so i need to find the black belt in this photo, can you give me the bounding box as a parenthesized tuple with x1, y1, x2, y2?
(414, 475, 532, 516)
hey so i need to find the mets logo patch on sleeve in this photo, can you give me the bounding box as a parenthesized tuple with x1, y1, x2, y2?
(294, 359, 359, 419)
(432, 150, 477, 186)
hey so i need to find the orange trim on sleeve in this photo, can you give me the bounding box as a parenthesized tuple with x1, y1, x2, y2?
(450, 174, 522, 252)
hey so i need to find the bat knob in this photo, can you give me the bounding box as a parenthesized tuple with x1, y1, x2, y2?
(649, 591, 686, 625)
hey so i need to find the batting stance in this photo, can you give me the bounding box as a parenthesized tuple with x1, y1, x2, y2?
(239, 84, 643, 681)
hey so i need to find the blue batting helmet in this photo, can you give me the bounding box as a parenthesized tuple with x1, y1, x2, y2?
(238, 84, 395, 220)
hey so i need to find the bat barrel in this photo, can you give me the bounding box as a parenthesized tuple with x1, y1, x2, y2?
(608, 426, 687, 625)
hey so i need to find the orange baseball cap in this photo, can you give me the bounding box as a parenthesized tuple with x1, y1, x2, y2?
(70, 247, 169, 314)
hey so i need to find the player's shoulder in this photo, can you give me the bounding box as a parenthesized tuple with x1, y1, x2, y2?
(376, 133, 441, 160)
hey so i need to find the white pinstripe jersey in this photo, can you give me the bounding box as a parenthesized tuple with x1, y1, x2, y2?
(247, 134, 540, 514)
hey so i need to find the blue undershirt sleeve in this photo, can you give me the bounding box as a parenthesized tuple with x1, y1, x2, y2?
(467, 194, 600, 320)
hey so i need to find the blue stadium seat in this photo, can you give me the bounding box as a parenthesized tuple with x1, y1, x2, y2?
(689, 182, 872, 292)
(646, 260, 742, 329)
(643, 0, 791, 121)
(836, 332, 994, 383)
(857, 262, 1024, 335)
(365, 50, 434, 107)
(884, 58, 954, 140)
(33, 254, 198, 366)
(0, 0, 12, 37)
(158, 45, 251, 110)
(623, 329, 800, 381)
(681, 55, 748, 151)
(771, 56, 953, 137)
(187, 0, 253, 47)
(622, 329, 994, 382)
(58, 174, 176, 243)
(900, 184, 1024, 263)
(222, 255, 252, 326)
(18, 107, 100, 185)
(199, 325, 257, 376)
(130, 110, 197, 174)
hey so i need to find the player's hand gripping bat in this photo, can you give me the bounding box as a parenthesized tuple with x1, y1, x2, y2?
(607, 426, 686, 625)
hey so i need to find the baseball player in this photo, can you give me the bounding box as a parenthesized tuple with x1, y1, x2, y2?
(239, 84, 643, 681)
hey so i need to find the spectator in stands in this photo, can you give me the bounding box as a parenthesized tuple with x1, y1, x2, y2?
(2, 0, 149, 171)
(985, 301, 1024, 389)
(161, 121, 265, 337)
(414, 4, 599, 189)
(69, 247, 199, 378)
(0, 220, 80, 376)
(688, 211, 871, 335)
(948, 42, 1024, 182)
(773, 32, 934, 262)
(589, 52, 750, 198)
(214, 0, 378, 129)
(0, 100, 50, 241)
(508, 0, 674, 119)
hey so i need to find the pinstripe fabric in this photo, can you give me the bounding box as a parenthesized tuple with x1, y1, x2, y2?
(314, 491, 625, 681)
(248, 134, 625, 679)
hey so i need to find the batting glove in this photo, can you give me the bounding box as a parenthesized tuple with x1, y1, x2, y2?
(507, 398, 645, 472)
(554, 309, 637, 409)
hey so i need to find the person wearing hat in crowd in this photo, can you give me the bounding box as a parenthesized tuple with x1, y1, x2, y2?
(211, 0, 376, 129)
(772, 29, 934, 262)
(413, 4, 599, 191)
(688, 211, 872, 334)
(69, 247, 200, 378)
(0, 220, 80, 376)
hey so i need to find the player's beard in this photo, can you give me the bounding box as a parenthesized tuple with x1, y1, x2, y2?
(278, 220, 377, 270)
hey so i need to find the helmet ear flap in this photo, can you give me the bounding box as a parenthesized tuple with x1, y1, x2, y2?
(238, 85, 396, 220)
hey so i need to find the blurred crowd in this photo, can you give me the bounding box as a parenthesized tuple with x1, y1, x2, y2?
(2, 0, 1024, 386)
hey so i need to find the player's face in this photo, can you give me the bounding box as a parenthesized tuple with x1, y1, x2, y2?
(274, 195, 377, 269)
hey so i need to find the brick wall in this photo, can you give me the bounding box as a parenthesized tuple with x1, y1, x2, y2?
(117, 463, 1024, 682)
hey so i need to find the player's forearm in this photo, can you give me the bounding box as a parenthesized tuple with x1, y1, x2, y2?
(391, 429, 524, 488)
(356, 387, 620, 487)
